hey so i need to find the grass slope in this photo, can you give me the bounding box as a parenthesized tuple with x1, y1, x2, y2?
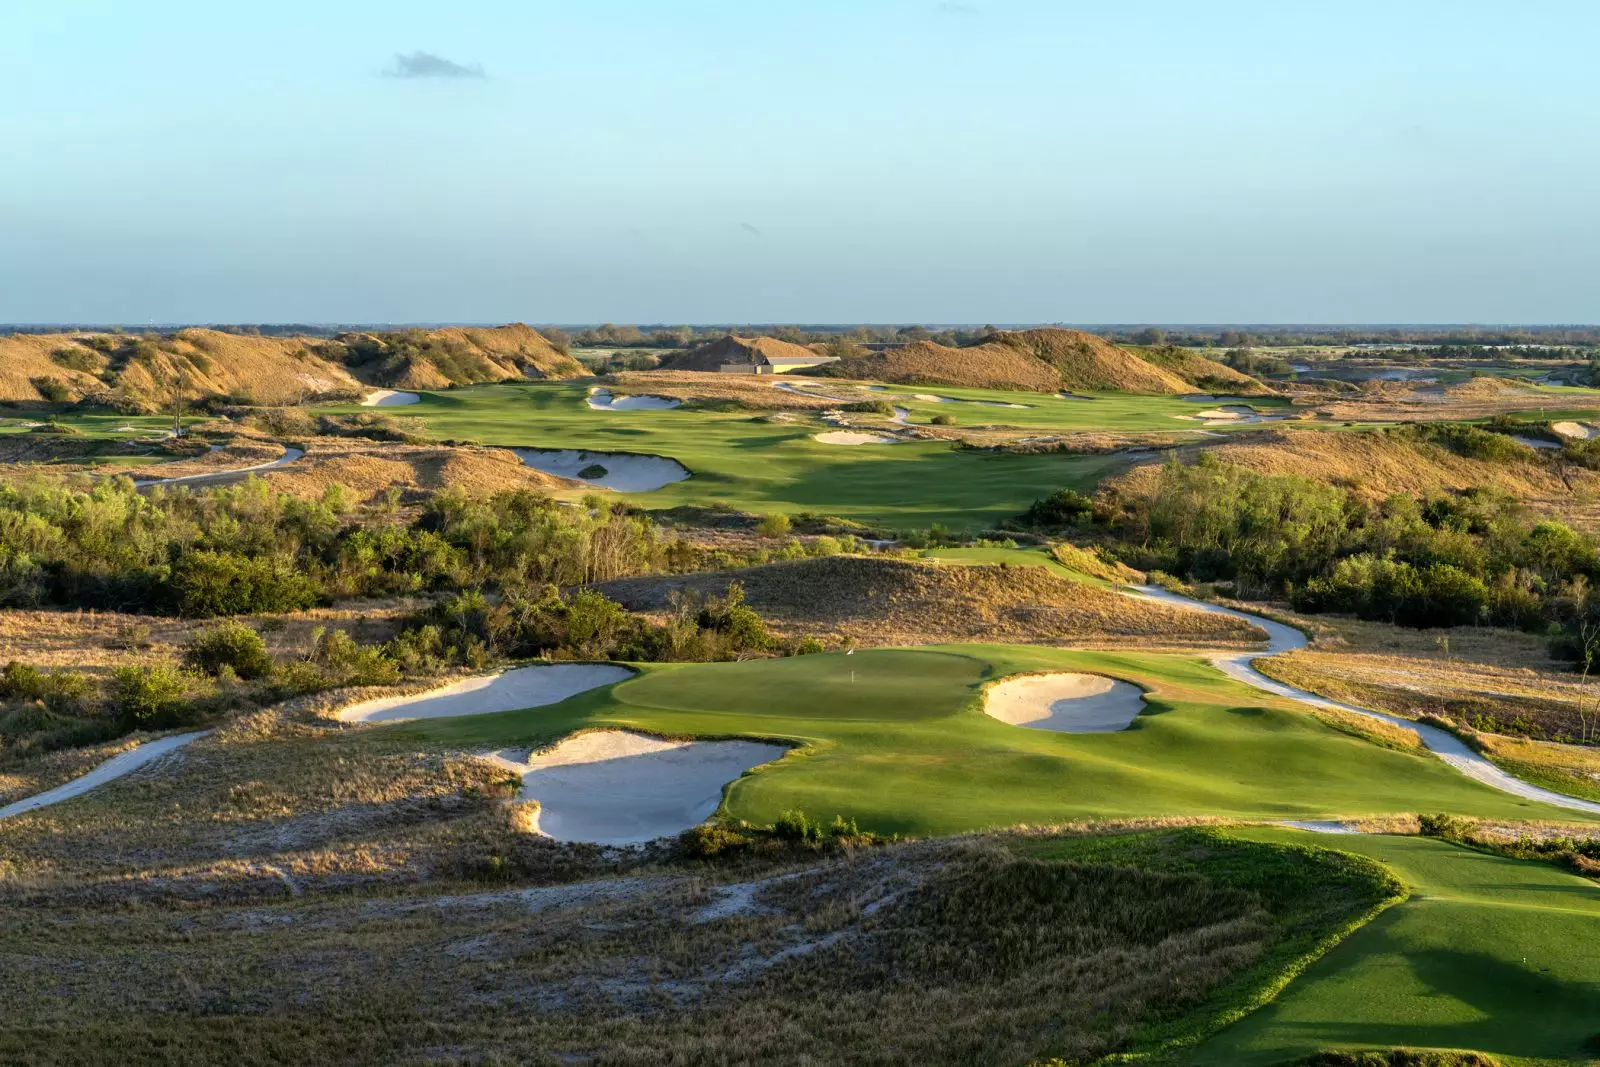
(1196, 828, 1600, 1067)
(403, 646, 1597, 835)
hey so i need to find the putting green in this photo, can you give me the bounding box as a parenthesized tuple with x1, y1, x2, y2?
(400, 646, 1597, 835)
(1197, 828, 1600, 1066)
(313, 382, 1249, 529)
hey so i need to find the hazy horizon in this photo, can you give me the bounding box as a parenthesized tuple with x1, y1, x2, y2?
(7, 1, 1598, 324)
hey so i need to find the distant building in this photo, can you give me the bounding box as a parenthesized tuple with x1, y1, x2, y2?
(661, 335, 840, 375)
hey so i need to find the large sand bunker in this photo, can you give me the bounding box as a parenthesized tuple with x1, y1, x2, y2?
(588, 388, 681, 411)
(337, 664, 633, 724)
(814, 430, 900, 445)
(1552, 421, 1600, 440)
(984, 673, 1146, 732)
(513, 448, 690, 492)
(484, 729, 787, 845)
(361, 390, 421, 407)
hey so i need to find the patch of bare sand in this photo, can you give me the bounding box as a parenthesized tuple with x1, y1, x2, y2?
(337, 664, 634, 723)
(482, 729, 787, 845)
(984, 673, 1146, 732)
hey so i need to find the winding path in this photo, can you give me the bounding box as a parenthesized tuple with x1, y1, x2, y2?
(133, 446, 305, 489)
(0, 731, 209, 821)
(1125, 585, 1600, 816)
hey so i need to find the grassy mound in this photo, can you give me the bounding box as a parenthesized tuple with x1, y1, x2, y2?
(330, 323, 582, 388)
(806, 328, 1265, 395)
(0, 324, 581, 407)
(598, 555, 1261, 648)
(265, 441, 580, 500)
(1109, 425, 1592, 506)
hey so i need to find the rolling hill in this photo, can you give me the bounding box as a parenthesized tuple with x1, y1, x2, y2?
(0, 323, 582, 408)
(806, 328, 1266, 395)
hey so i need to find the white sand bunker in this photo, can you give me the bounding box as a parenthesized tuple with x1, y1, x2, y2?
(984, 673, 1146, 733)
(361, 389, 420, 407)
(337, 664, 633, 724)
(1512, 435, 1561, 450)
(514, 448, 690, 492)
(587, 389, 681, 411)
(1552, 421, 1600, 440)
(484, 730, 787, 845)
(814, 430, 899, 445)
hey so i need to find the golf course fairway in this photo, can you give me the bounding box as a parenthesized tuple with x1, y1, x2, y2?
(1196, 828, 1600, 1066)
(396, 646, 1600, 834)
(319, 383, 1155, 529)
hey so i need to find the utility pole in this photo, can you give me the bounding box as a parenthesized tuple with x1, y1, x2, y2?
(172, 364, 186, 437)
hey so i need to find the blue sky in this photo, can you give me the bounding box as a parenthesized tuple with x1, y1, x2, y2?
(4, 1, 1597, 324)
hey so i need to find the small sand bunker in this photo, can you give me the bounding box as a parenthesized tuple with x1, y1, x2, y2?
(337, 664, 633, 724)
(814, 430, 900, 445)
(984, 673, 1146, 733)
(361, 390, 421, 407)
(1058, 392, 1091, 400)
(484, 730, 787, 845)
(514, 448, 690, 492)
(1552, 421, 1600, 440)
(912, 393, 955, 404)
(1512, 435, 1561, 450)
(587, 389, 681, 411)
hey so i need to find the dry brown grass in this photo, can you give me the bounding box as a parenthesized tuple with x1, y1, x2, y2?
(0, 599, 415, 675)
(0, 334, 108, 400)
(810, 328, 1240, 395)
(0, 831, 1338, 1067)
(262, 438, 579, 500)
(599, 555, 1264, 649)
(1112, 425, 1600, 512)
(352, 323, 582, 388)
(1249, 605, 1600, 788)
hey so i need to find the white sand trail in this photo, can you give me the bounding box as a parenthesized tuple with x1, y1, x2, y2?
(337, 664, 633, 723)
(0, 731, 208, 820)
(484, 730, 787, 845)
(984, 673, 1146, 732)
(1121, 585, 1600, 815)
(133, 446, 306, 489)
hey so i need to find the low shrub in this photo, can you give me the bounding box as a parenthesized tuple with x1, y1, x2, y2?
(183, 620, 273, 679)
(110, 663, 190, 726)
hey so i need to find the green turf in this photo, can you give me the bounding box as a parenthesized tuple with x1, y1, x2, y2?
(311, 383, 1266, 530)
(1195, 828, 1600, 1066)
(398, 646, 1597, 836)
(0, 412, 173, 440)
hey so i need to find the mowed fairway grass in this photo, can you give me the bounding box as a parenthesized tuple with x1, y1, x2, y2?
(317, 382, 1241, 529)
(397, 646, 1595, 834)
(1198, 828, 1600, 1066)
